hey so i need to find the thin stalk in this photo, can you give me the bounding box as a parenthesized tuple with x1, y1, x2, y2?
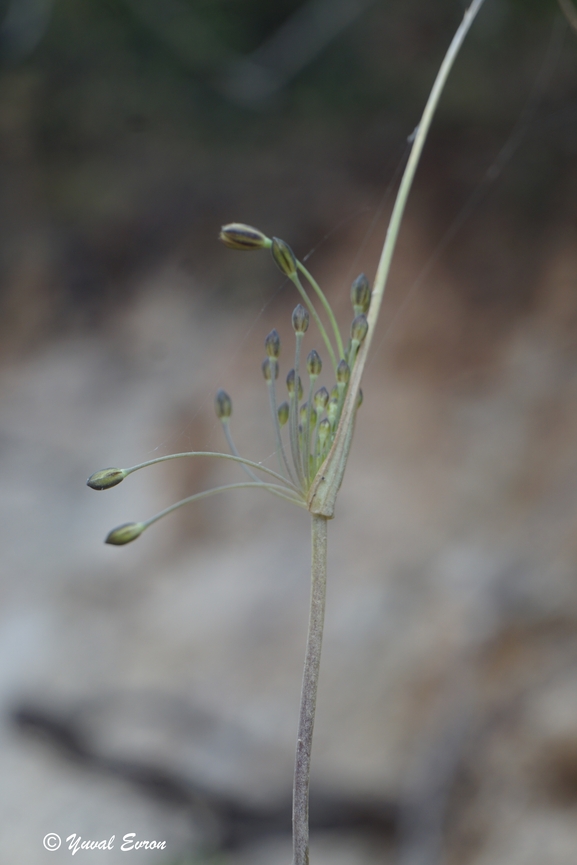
(311, 418, 322, 478)
(307, 0, 487, 518)
(289, 274, 338, 373)
(123, 451, 299, 490)
(267, 379, 297, 486)
(296, 261, 345, 361)
(292, 336, 305, 488)
(293, 514, 328, 865)
(142, 482, 305, 534)
(303, 376, 317, 483)
(221, 419, 262, 483)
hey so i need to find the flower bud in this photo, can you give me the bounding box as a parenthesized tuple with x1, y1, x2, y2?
(314, 386, 329, 411)
(351, 274, 371, 314)
(215, 389, 232, 419)
(336, 360, 350, 384)
(265, 328, 281, 359)
(351, 314, 368, 344)
(330, 385, 339, 401)
(327, 397, 339, 425)
(219, 223, 270, 250)
(87, 467, 126, 490)
(292, 304, 309, 334)
(262, 357, 278, 381)
(286, 369, 303, 400)
(278, 401, 289, 426)
(306, 349, 322, 377)
(271, 237, 297, 277)
(318, 418, 330, 445)
(300, 403, 317, 426)
(105, 522, 145, 545)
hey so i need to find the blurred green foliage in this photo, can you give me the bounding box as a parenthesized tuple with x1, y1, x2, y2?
(0, 0, 574, 341)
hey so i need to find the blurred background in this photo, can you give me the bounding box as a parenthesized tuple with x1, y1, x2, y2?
(2, 0, 577, 862)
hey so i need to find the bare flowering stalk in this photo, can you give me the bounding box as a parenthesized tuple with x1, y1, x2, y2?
(87, 3, 486, 863)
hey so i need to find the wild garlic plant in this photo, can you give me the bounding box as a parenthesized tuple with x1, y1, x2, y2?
(87, 3, 486, 863)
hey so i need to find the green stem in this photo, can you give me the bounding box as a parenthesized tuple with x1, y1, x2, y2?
(292, 335, 305, 488)
(267, 379, 297, 486)
(307, 0, 487, 518)
(303, 376, 316, 483)
(289, 274, 338, 373)
(123, 451, 298, 491)
(296, 261, 345, 360)
(142, 482, 305, 534)
(292, 514, 328, 865)
(222, 419, 265, 483)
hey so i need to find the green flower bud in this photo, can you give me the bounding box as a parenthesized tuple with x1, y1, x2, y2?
(271, 237, 297, 277)
(327, 397, 339, 425)
(337, 360, 350, 384)
(286, 369, 303, 400)
(278, 401, 289, 426)
(215, 389, 232, 419)
(300, 403, 317, 426)
(318, 418, 331, 444)
(265, 328, 281, 359)
(262, 357, 278, 381)
(105, 522, 145, 546)
(351, 274, 371, 314)
(219, 223, 270, 250)
(314, 386, 329, 411)
(306, 349, 322, 377)
(87, 467, 126, 490)
(292, 304, 309, 334)
(330, 385, 339, 401)
(351, 314, 368, 344)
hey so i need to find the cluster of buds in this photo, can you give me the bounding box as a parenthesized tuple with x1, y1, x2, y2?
(218, 223, 370, 495)
(87, 223, 370, 543)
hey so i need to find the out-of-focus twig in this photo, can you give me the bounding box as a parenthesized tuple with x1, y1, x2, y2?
(219, 0, 377, 108)
(558, 0, 577, 34)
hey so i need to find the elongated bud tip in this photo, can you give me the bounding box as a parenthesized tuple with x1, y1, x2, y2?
(351, 314, 369, 344)
(87, 467, 126, 490)
(219, 223, 270, 250)
(314, 386, 329, 411)
(292, 304, 309, 334)
(351, 273, 371, 314)
(306, 349, 322, 377)
(262, 357, 278, 381)
(271, 237, 297, 277)
(215, 389, 232, 419)
(337, 359, 350, 384)
(105, 522, 145, 546)
(278, 401, 289, 426)
(265, 328, 281, 359)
